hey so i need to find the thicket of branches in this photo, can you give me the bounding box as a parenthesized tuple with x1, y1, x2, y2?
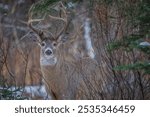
(90, 0, 150, 99)
(0, 0, 43, 100)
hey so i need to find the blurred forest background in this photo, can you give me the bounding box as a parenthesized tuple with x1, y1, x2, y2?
(0, 0, 149, 100)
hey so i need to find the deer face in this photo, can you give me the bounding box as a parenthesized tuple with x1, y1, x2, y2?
(40, 39, 57, 57)
(39, 36, 60, 66)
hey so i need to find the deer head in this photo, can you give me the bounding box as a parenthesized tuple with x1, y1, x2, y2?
(28, 2, 69, 66)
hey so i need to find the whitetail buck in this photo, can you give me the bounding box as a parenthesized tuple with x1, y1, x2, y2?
(28, 2, 102, 99)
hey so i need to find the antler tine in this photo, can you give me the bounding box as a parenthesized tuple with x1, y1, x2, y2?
(28, 5, 44, 36)
(56, 2, 68, 39)
(28, 19, 44, 33)
(48, 2, 68, 40)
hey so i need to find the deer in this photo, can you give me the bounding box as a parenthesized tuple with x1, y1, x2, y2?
(27, 2, 103, 99)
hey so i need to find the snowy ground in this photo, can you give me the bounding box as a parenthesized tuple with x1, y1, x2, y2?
(22, 85, 50, 99)
(0, 85, 50, 100)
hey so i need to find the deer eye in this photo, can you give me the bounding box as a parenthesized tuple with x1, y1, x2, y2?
(41, 42, 46, 47)
(53, 42, 57, 47)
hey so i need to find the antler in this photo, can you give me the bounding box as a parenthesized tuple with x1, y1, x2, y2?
(49, 2, 68, 40)
(28, 5, 45, 38)
(28, 2, 68, 41)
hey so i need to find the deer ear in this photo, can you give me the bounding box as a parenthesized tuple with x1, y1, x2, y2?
(28, 32, 41, 45)
(58, 33, 69, 44)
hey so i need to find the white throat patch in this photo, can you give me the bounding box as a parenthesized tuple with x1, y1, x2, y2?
(40, 56, 57, 66)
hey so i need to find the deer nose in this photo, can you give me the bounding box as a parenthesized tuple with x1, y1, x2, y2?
(45, 49, 52, 56)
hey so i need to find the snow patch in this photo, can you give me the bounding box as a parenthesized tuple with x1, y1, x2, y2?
(1, 85, 49, 99)
(67, 2, 76, 8)
(139, 41, 150, 47)
(24, 85, 48, 99)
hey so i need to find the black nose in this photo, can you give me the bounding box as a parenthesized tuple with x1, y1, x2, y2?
(45, 49, 52, 55)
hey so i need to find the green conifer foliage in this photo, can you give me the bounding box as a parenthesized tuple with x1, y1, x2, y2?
(107, 0, 150, 74)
